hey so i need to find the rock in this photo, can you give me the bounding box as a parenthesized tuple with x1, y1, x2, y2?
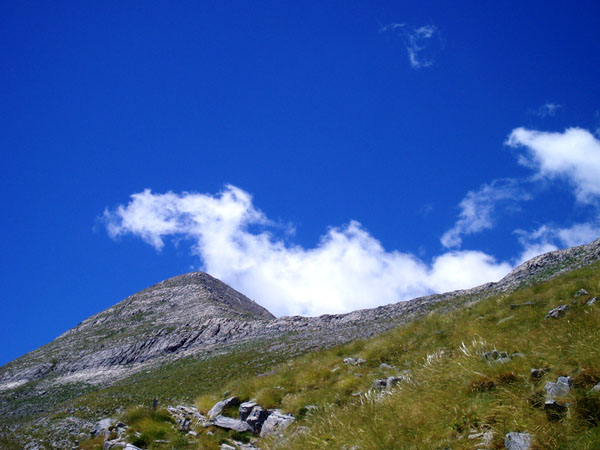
(92, 418, 115, 438)
(575, 288, 589, 297)
(586, 297, 598, 306)
(259, 410, 295, 437)
(482, 350, 511, 363)
(379, 363, 394, 370)
(545, 304, 570, 319)
(178, 417, 191, 432)
(103, 441, 127, 450)
(245, 405, 270, 433)
(468, 430, 494, 446)
(544, 400, 568, 421)
(544, 376, 572, 420)
(213, 415, 252, 432)
(208, 397, 241, 420)
(386, 376, 404, 390)
(592, 383, 600, 393)
(504, 432, 532, 450)
(344, 357, 366, 366)
(239, 401, 257, 421)
(545, 376, 572, 399)
(373, 379, 387, 389)
(188, 430, 198, 437)
(124, 445, 142, 450)
(220, 445, 236, 450)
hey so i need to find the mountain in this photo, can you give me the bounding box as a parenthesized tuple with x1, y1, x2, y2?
(1, 238, 600, 449)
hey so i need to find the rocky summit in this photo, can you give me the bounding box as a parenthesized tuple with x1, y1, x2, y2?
(1, 238, 600, 448)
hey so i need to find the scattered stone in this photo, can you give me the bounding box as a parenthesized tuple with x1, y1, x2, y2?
(545, 400, 568, 421)
(592, 383, 600, 393)
(343, 357, 366, 366)
(379, 363, 394, 370)
(586, 297, 598, 306)
(208, 397, 241, 420)
(188, 431, 198, 437)
(544, 376, 572, 420)
(91, 418, 115, 438)
(504, 432, 532, 450)
(245, 405, 270, 433)
(213, 415, 252, 432)
(546, 376, 572, 399)
(260, 410, 295, 437)
(386, 376, 404, 390)
(220, 444, 236, 450)
(468, 430, 494, 446)
(239, 401, 257, 421)
(545, 304, 570, 319)
(482, 350, 511, 363)
(373, 379, 387, 389)
(575, 288, 589, 297)
(178, 417, 191, 432)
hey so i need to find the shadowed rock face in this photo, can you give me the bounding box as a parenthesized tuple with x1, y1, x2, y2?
(0, 272, 274, 388)
(1, 238, 600, 391)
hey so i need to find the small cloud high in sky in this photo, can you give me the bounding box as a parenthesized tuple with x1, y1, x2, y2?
(1, 1, 599, 366)
(380, 23, 444, 68)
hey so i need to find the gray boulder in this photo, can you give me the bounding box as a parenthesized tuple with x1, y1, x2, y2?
(259, 410, 295, 437)
(586, 297, 598, 306)
(504, 432, 532, 450)
(545, 304, 570, 319)
(544, 376, 572, 420)
(592, 383, 600, 393)
(239, 401, 257, 421)
(575, 288, 589, 297)
(208, 396, 241, 420)
(92, 418, 115, 438)
(545, 376, 572, 400)
(213, 415, 252, 432)
(245, 405, 270, 433)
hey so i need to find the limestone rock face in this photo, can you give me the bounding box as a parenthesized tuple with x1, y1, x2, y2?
(505, 432, 532, 450)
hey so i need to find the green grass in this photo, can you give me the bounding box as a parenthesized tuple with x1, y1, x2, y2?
(16, 262, 600, 449)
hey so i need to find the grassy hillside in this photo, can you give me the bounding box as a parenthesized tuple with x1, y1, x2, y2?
(6, 261, 600, 449)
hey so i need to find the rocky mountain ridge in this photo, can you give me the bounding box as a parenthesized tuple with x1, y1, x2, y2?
(2, 238, 599, 394)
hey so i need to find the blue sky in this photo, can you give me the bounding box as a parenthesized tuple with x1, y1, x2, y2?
(1, 1, 600, 366)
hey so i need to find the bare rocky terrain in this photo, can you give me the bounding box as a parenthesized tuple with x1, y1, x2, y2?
(1, 238, 600, 448)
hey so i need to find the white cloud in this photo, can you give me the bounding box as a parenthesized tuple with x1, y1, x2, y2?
(535, 102, 562, 118)
(441, 179, 529, 248)
(104, 185, 511, 317)
(515, 221, 600, 263)
(381, 23, 443, 69)
(506, 127, 600, 203)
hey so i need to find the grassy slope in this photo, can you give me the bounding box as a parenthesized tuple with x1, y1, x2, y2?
(12, 262, 600, 449)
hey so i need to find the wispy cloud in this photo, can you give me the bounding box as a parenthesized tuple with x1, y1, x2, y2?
(442, 126, 600, 256)
(534, 102, 562, 118)
(380, 23, 443, 69)
(515, 221, 600, 263)
(441, 179, 530, 248)
(103, 186, 511, 317)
